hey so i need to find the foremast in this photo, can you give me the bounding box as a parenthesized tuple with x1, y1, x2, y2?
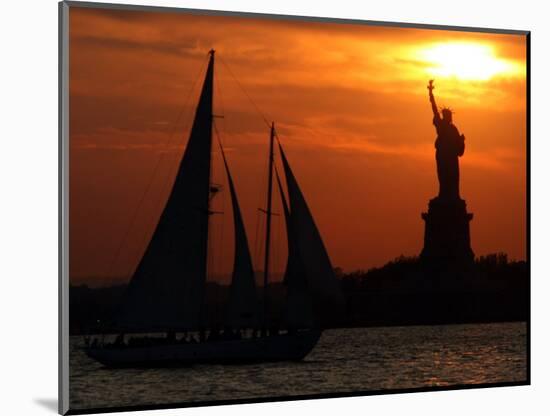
(261, 122, 275, 335)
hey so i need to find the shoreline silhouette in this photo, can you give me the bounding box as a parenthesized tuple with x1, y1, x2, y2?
(69, 252, 527, 335)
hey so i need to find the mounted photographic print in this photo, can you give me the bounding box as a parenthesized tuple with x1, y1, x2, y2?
(58, 1, 530, 414)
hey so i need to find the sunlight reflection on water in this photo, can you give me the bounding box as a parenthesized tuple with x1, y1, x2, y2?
(70, 322, 527, 410)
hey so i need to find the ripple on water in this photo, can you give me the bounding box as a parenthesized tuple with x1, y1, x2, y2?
(69, 322, 527, 410)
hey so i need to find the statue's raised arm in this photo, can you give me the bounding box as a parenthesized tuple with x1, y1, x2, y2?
(428, 80, 440, 120)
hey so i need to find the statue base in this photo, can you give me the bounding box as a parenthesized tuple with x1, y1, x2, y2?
(420, 196, 474, 266)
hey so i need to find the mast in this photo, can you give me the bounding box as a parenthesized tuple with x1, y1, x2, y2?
(200, 48, 216, 335)
(262, 122, 275, 334)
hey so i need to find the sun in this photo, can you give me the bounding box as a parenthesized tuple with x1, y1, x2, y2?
(417, 42, 521, 81)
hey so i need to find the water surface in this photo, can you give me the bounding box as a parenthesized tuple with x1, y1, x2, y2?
(70, 322, 527, 410)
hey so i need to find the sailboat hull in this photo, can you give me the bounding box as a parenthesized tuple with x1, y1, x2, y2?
(84, 329, 321, 368)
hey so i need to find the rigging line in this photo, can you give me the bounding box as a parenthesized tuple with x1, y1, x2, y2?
(212, 119, 229, 275)
(217, 55, 275, 273)
(253, 205, 262, 273)
(273, 122, 338, 170)
(108, 54, 210, 280)
(213, 179, 225, 285)
(254, 211, 264, 274)
(212, 71, 226, 282)
(218, 55, 271, 276)
(252, 122, 275, 270)
(274, 130, 283, 147)
(254, 134, 273, 272)
(273, 211, 279, 283)
(214, 62, 228, 140)
(211, 123, 226, 170)
(253, 150, 270, 273)
(206, 217, 216, 327)
(273, 165, 289, 271)
(147, 53, 211, 221)
(219, 166, 227, 284)
(271, 170, 278, 279)
(123, 56, 210, 280)
(218, 55, 272, 130)
(107, 153, 166, 280)
(213, 78, 229, 282)
(211, 120, 227, 284)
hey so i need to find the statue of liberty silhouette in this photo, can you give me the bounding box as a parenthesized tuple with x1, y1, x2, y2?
(428, 80, 466, 201)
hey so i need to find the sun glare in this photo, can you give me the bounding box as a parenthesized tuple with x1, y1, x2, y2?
(417, 42, 521, 81)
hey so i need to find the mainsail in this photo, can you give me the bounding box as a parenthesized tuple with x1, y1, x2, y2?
(278, 143, 345, 310)
(220, 145, 259, 329)
(117, 51, 215, 331)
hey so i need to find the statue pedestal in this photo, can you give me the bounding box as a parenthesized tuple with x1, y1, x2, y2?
(421, 197, 474, 266)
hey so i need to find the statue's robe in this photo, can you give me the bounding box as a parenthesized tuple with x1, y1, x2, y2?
(433, 115, 465, 200)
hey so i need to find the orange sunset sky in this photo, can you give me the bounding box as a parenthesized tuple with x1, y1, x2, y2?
(69, 6, 527, 286)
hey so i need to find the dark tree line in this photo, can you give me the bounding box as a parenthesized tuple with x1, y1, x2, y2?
(69, 253, 528, 335)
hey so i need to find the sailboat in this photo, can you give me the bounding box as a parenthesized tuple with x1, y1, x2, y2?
(85, 50, 344, 367)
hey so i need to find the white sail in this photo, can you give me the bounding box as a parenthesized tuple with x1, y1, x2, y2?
(278, 143, 345, 309)
(220, 146, 259, 329)
(116, 52, 215, 331)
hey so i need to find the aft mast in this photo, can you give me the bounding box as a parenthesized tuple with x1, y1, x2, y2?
(261, 122, 275, 335)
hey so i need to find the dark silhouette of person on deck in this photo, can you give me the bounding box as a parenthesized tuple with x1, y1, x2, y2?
(428, 80, 466, 200)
